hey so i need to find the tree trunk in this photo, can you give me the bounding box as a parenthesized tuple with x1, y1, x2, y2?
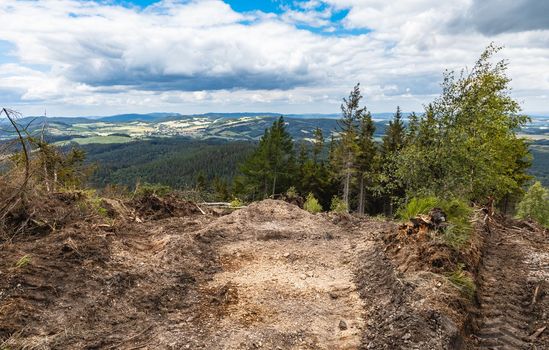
(343, 170, 350, 212)
(358, 175, 365, 215)
(272, 172, 277, 197)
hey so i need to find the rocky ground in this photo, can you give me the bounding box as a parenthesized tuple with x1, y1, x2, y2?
(0, 198, 547, 349)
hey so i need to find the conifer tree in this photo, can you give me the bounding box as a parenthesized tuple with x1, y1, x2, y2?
(356, 111, 377, 214)
(380, 106, 407, 215)
(333, 83, 366, 211)
(235, 117, 295, 199)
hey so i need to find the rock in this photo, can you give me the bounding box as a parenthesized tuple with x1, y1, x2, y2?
(300, 274, 307, 280)
(402, 332, 411, 340)
(283, 252, 290, 258)
(339, 320, 348, 330)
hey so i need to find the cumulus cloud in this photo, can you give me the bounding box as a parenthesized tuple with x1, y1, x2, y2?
(0, 0, 547, 115)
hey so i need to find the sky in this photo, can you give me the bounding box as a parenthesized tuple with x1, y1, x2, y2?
(0, 0, 548, 116)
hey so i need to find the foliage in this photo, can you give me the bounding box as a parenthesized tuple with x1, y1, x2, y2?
(398, 196, 473, 248)
(330, 196, 348, 213)
(230, 197, 244, 208)
(447, 263, 476, 299)
(397, 44, 531, 203)
(83, 137, 254, 190)
(286, 186, 298, 199)
(332, 83, 366, 209)
(235, 117, 295, 200)
(15, 255, 31, 268)
(303, 193, 322, 214)
(516, 181, 549, 227)
(396, 196, 438, 220)
(135, 182, 172, 197)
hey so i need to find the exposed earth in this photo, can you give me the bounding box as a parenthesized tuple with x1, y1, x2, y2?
(0, 198, 547, 349)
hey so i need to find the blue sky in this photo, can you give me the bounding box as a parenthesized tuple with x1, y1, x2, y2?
(0, 0, 548, 116)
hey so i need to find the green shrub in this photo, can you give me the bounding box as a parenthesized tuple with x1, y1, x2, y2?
(447, 263, 476, 298)
(304, 193, 322, 214)
(438, 198, 473, 248)
(135, 182, 172, 197)
(230, 197, 244, 208)
(330, 196, 348, 213)
(398, 196, 473, 248)
(396, 196, 438, 220)
(285, 186, 298, 199)
(516, 181, 549, 227)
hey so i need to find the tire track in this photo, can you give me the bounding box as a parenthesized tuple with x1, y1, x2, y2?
(471, 226, 535, 349)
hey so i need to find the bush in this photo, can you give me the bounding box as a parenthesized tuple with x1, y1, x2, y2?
(135, 182, 172, 197)
(438, 198, 473, 248)
(330, 196, 348, 213)
(230, 197, 244, 208)
(285, 186, 298, 199)
(304, 193, 322, 214)
(516, 181, 549, 227)
(396, 196, 438, 220)
(399, 196, 473, 248)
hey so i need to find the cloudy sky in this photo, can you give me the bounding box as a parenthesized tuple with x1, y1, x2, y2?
(0, 0, 548, 116)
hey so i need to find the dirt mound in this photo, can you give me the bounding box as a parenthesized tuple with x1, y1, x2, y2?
(355, 240, 466, 349)
(383, 228, 461, 274)
(197, 199, 340, 242)
(1, 191, 94, 239)
(129, 194, 202, 221)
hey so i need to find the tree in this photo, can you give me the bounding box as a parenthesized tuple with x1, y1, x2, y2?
(397, 44, 531, 205)
(356, 111, 377, 214)
(379, 107, 407, 215)
(333, 83, 367, 211)
(236, 117, 295, 199)
(516, 181, 549, 227)
(312, 127, 324, 164)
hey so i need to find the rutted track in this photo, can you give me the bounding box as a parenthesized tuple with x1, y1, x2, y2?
(470, 221, 548, 349)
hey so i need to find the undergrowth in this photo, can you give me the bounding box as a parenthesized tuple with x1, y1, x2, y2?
(396, 196, 438, 220)
(330, 196, 348, 213)
(304, 193, 322, 214)
(447, 263, 476, 299)
(399, 196, 473, 248)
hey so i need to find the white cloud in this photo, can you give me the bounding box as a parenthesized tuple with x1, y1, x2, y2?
(0, 0, 547, 116)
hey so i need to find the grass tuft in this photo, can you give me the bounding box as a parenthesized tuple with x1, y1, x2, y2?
(447, 263, 476, 298)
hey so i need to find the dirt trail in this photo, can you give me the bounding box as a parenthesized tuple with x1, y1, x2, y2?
(205, 238, 364, 349)
(470, 221, 549, 349)
(194, 200, 376, 349)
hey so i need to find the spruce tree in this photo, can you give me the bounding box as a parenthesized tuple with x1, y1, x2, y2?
(356, 111, 377, 214)
(334, 83, 366, 211)
(235, 117, 295, 199)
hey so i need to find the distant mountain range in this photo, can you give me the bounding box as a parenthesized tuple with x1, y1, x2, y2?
(0, 112, 547, 144)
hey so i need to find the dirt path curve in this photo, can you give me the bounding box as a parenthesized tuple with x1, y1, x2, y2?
(196, 200, 372, 349)
(470, 221, 548, 349)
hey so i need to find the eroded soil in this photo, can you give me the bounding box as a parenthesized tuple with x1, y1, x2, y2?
(0, 199, 547, 349)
